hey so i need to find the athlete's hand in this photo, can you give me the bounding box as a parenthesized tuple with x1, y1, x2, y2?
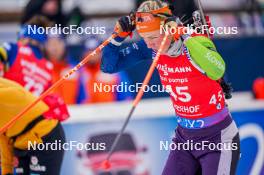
(114, 12, 136, 38)
(164, 16, 187, 40)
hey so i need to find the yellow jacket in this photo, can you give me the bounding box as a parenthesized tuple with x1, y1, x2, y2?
(0, 78, 58, 174)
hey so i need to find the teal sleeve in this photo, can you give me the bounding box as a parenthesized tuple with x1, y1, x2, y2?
(184, 36, 225, 80)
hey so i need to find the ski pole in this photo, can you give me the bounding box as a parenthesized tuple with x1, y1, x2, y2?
(0, 33, 117, 134)
(102, 33, 169, 170)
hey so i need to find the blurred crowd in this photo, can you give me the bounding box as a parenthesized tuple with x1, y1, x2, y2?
(45, 33, 133, 104)
(0, 0, 264, 102)
(3, 0, 133, 105)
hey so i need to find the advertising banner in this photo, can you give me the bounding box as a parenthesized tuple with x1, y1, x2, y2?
(61, 109, 264, 175)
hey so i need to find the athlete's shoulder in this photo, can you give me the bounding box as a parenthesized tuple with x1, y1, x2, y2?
(0, 77, 24, 90)
(0, 78, 26, 103)
(0, 78, 47, 107)
(134, 39, 153, 58)
(189, 35, 216, 50)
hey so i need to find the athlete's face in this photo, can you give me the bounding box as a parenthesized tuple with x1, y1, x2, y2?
(140, 30, 172, 53)
(45, 37, 65, 61)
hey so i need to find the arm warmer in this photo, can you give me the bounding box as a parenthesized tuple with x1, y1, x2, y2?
(184, 36, 226, 80)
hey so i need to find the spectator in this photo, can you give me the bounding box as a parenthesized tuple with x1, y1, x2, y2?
(45, 34, 82, 104)
(79, 37, 132, 103)
(0, 16, 67, 175)
(21, 0, 65, 25)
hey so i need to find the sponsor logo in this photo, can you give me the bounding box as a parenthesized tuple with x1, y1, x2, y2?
(157, 64, 192, 76)
(30, 156, 46, 172)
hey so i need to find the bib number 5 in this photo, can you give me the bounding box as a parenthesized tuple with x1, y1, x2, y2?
(166, 86, 191, 102)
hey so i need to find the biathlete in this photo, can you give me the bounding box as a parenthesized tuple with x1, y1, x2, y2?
(0, 16, 68, 175)
(0, 78, 65, 175)
(101, 1, 240, 175)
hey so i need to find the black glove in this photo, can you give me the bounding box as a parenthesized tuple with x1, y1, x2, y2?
(118, 12, 136, 32)
(114, 12, 135, 37)
(220, 78, 233, 99)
